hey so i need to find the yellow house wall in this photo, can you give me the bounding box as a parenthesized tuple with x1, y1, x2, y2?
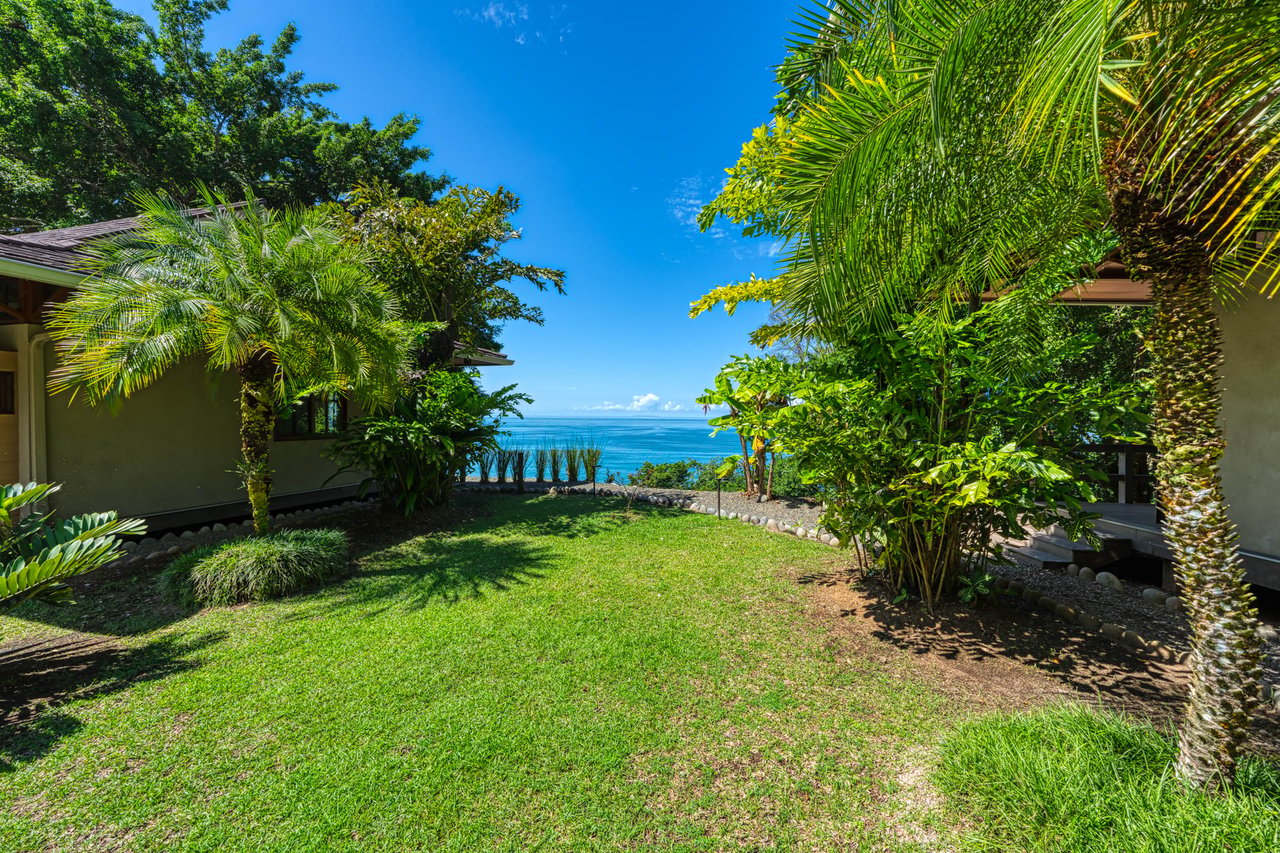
(1219, 289, 1280, 558)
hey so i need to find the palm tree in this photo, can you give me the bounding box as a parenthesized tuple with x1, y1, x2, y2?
(723, 0, 1279, 788)
(47, 188, 408, 534)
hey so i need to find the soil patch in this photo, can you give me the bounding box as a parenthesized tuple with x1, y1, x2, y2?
(799, 567, 1280, 756)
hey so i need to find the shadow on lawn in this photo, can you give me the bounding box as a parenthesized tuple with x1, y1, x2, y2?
(0, 629, 226, 770)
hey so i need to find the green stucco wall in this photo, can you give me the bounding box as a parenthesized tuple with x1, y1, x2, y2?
(42, 347, 363, 520)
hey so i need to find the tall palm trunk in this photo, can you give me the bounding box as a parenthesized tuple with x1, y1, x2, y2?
(1109, 158, 1263, 789)
(238, 351, 277, 535)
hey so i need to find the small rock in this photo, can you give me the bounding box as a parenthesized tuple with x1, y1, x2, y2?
(140, 537, 157, 547)
(795, 526, 807, 538)
(1021, 586, 1041, 603)
(993, 576, 1009, 590)
(165, 546, 182, 557)
(198, 526, 212, 536)
(1077, 612, 1102, 631)
(1258, 625, 1278, 643)
(1142, 587, 1168, 607)
(1055, 603, 1076, 621)
(212, 523, 227, 532)
(1120, 630, 1146, 650)
(161, 532, 178, 544)
(728, 512, 737, 520)
(1066, 564, 1080, 577)
(121, 541, 137, 552)
(1165, 595, 1184, 614)
(1078, 567, 1096, 582)
(766, 519, 779, 531)
(819, 533, 832, 545)
(1095, 571, 1123, 591)
(1007, 580, 1024, 594)
(181, 530, 196, 540)
(1037, 595, 1057, 612)
(1100, 622, 1124, 641)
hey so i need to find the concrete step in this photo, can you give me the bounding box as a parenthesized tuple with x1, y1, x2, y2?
(1026, 532, 1132, 567)
(1003, 544, 1072, 571)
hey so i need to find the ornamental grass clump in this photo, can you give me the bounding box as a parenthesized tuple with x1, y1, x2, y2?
(565, 447, 581, 482)
(160, 528, 349, 608)
(477, 450, 495, 483)
(535, 448, 549, 482)
(495, 449, 511, 483)
(582, 443, 603, 483)
(549, 447, 563, 483)
(510, 448, 527, 492)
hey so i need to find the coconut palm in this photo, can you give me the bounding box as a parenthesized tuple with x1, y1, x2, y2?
(47, 188, 408, 534)
(732, 0, 1280, 788)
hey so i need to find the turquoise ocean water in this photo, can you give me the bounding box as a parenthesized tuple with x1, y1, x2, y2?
(490, 416, 741, 479)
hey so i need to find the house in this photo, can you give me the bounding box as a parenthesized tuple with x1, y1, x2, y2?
(991, 266, 1280, 594)
(0, 214, 512, 530)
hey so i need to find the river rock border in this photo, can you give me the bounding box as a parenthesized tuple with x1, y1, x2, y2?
(464, 483, 1280, 708)
(107, 498, 381, 571)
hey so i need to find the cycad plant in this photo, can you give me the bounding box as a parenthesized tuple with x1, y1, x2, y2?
(47, 188, 407, 534)
(704, 0, 1280, 788)
(0, 482, 145, 611)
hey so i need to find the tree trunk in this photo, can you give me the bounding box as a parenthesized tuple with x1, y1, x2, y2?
(239, 352, 277, 535)
(1109, 165, 1263, 789)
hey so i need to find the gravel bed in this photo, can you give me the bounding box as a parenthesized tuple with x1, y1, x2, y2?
(996, 557, 1280, 686)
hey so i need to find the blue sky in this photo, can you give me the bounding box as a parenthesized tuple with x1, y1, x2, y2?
(118, 0, 795, 416)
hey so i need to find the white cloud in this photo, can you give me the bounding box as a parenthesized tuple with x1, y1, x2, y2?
(581, 393, 687, 413)
(479, 2, 528, 27)
(457, 3, 573, 48)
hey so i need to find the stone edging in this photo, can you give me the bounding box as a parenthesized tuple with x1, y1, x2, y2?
(109, 498, 381, 571)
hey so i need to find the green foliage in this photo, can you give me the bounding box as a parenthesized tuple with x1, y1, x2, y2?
(772, 312, 1146, 608)
(628, 460, 692, 490)
(697, 356, 792, 500)
(333, 180, 565, 366)
(0, 0, 442, 229)
(327, 370, 529, 514)
(0, 482, 145, 610)
(937, 705, 1280, 851)
(160, 527, 348, 608)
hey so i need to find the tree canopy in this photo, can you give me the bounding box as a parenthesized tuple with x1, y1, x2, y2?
(0, 0, 445, 229)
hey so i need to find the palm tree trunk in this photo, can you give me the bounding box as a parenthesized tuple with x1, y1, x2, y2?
(238, 353, 277, 535)
(1110, 166, 1263, 789)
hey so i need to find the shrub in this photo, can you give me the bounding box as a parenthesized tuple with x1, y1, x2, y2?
(936, 705, 1280, 852)
(582, 443, 603, 482)
(160, 528, 349, 607)
(629, 460, 693, 489)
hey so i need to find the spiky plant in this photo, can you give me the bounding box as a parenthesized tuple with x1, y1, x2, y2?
(46, 187, 405, 535)
(564, 447, 581, 482)
(495, 448, 510, 483)
(535, 448, 549, 482)
(549, 447, 563, 483)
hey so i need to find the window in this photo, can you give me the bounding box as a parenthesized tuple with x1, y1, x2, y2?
(274, 394, 347, 441)
(0, 372, 14, 415)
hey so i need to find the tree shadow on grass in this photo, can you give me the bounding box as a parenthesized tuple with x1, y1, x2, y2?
(1, 564, 194, 639)
(0, 629, 226, 771)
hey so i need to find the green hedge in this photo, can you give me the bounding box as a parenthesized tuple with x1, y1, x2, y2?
(161, 528, 350, 607)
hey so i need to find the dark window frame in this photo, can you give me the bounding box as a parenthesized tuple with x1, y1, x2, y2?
(273, 394, 348, 442)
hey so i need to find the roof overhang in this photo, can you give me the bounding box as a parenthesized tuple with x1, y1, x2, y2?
(0, 257, 83, 288)
(451, 343, 515, 367)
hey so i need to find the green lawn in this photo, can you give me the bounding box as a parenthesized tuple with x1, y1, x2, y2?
(0, 495, 951, 852)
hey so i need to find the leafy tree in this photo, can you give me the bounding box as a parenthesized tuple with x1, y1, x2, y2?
(327, 369, 529, 513)
(333, 180, 565, 368)
(697, 356, 792, 501)
(0, 0, 444, 228)
(46, 188, 408, 534)
(739, 0, 1280, 789)
(0, 482, 145, 610)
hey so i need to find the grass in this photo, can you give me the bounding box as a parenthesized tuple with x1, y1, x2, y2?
(937, 704, 1280, 852)
(161, 528, 350, 607)
(0, 495, 950, 852)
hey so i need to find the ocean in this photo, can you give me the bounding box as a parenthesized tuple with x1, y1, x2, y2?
(489, 416, 742, 479)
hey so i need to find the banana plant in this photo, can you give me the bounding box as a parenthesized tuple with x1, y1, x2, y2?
(0, 482, 146, 610)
